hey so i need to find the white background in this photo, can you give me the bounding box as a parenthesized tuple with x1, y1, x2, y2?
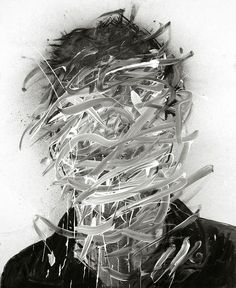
(0, 0, 236, 273)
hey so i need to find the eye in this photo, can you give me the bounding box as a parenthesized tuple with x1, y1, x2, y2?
(194, 252, 204, 264)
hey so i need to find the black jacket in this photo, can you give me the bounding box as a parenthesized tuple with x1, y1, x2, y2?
(1, 200, 236, 288)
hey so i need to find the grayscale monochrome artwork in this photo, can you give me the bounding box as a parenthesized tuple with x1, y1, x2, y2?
(0, 1, 236, 287)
